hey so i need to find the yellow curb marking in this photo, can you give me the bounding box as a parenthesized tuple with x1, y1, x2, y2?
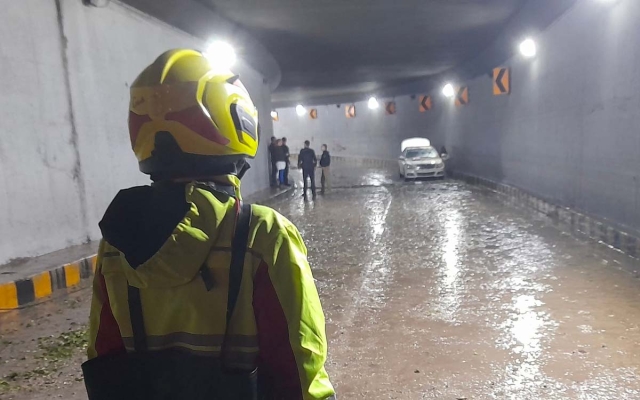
(64, 263, 81, 288)
(33, 271, 53, 299)
(0, 282, 18, 310)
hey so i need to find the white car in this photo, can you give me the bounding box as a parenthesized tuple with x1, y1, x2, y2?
(398, 138, 446, 180)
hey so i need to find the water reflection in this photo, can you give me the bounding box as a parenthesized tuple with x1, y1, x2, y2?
(357, 188, 393, 308)
(501, 294, 548, 395)
(367, 190, 390, 241)
(434, 208, 464, 323)
(490, 229, 558, 398)
(270, 168, 640, 398)
(361, 172, 392, 187)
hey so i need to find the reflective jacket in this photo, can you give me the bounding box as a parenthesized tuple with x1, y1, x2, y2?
(87, 176, 335, 400)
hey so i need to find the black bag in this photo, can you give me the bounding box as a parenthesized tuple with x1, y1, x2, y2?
(83, 203, 256, 400)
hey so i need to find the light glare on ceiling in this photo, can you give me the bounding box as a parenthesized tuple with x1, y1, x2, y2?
(442, 83, 455, 98)
(296, 105, 307, 116)
(204, 41, 237, 70)
(519, 38, 537, 58)
(368, 97, 379, 109)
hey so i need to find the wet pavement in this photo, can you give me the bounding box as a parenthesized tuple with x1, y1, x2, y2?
(2, 164, 640, 399)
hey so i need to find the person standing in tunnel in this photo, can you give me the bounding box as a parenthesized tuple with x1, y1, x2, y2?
(273, 138, 287, 187)
(268, 136, 278, 187)
(440, 145, 448, 159)
(82, 49, 335, 400)
(282, 137, 291, 186)
(319, 144, 331, 194)
(298, 140, 317, 200)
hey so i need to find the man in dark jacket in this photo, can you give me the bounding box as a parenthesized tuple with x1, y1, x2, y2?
(268, 136, 278, 186)
(319, 144, 331, 194)
(282, 137, 291, 186)
(298, 140, 317, 200)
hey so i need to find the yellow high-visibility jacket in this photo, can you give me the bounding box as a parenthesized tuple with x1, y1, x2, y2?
(87, 176, 335, 399)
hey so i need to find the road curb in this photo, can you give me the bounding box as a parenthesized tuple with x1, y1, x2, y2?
(0, 186, 294, 311)
(0, 255, 97, 310)
(452, 170, 639, 260)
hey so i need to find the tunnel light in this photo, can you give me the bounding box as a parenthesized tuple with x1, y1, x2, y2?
(368, 97, 379, 110)
(442, 83, 455, 98)
(519, 38, 537, 58)
(270, 110, 278, 120)
(204, 41, 237, 70)
(296, 105, 307, 116)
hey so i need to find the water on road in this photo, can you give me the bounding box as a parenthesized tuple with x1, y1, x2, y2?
(1, 166, 639, 399)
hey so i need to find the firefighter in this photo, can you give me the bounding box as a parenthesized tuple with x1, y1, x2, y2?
(83, 49, 336, 400)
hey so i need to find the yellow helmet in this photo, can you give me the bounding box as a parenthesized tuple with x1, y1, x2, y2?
(129, 49, 259, 179)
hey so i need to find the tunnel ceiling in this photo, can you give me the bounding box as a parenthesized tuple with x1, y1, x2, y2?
(197, 0, 531, 105)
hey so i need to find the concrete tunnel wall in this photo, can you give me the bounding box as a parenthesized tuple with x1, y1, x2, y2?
(272, 97, 446, 162)
(0, 0, 274, 266)
(274, 0, 640, 236)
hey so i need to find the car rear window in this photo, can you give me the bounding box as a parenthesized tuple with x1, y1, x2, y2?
(406, 148, 438, 158)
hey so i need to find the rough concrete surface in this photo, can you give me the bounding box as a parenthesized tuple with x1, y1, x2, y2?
(1, 164, 640, 399)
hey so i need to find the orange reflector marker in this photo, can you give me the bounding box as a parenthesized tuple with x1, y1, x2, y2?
(385, 101, 396, 115)
(455, 87, 469, 106)
(345, 104, 356, 118)
(493, 67, 511, 95)
(419, 95, 432, 112)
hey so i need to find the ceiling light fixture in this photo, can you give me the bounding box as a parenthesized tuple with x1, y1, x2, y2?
(296, 105, 307, 116)
(204, 41, 237, 70)
(519, 38, 537, 58)
(368, 97, 379, 109)
(442, 83, 455, 98)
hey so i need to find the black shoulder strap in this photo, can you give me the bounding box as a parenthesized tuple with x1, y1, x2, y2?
(226, 202, 252, 326)
(128, 285, 147, 352)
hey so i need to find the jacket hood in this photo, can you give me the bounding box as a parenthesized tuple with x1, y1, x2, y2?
(99, 176, 240, 289)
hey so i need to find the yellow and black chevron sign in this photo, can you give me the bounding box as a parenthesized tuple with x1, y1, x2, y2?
(419, 95, 432, 112)
(493, 67, 511, 95)
(345, 104, 356, 118)
(455, 87, 469, 106)
(310, 109, 318, 119)
(385, 101, 396, 115)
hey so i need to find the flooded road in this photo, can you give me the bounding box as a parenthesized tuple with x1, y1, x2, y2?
(2, 165, 640, 399)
